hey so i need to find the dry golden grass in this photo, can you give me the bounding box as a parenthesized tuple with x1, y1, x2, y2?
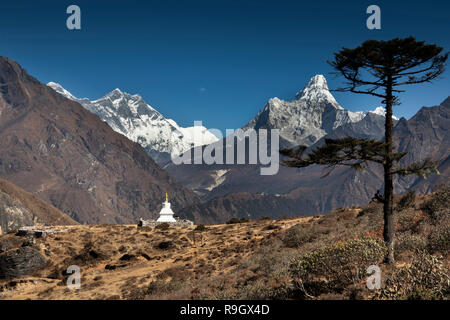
(1, 187, 448, 300)
(0, 217, 311, 300)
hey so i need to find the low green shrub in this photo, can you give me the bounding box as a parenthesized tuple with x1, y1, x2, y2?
(194, 224, 207, 232)
(395, 234, 428, 256)
(421, 184, 450, 221)
(147, 279, 186, 295)
(396, 209, 423, 233)
(263, 224, 280, 230)
(357, 205, 381, 217)
(227, 217, 249, 224)
(289, 238, 386, 297)
(378, 251, 450, 300)
(427, 223, 450, 254)
(157, 241, 174, 250)
(282, 225, 313, 248)
(230, 279, 292, 300)
(396, 190, 416, 211)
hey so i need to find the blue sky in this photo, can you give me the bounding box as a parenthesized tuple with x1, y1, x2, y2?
(1, 0, 449, 132)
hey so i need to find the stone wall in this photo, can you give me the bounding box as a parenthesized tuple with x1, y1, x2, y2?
(138, 218, 194, 228)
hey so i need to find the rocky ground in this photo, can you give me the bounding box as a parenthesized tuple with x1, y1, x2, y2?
(0, 185, 448, 300)
(0, 217, 306, 299)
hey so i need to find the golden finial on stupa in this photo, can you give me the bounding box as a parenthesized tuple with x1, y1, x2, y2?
(165, 192, 168, 202)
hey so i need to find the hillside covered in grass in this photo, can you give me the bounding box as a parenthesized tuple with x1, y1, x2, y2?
(0, 178, 78, 234)
(0, 185, 448, 300)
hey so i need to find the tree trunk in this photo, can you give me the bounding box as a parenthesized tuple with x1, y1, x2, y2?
(383, 74, 395, 264)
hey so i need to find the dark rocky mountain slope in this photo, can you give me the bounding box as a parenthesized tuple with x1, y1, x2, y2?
(0, 57, 200, 224)
(179, 98, 449, 224)
(0, 178, 77, 234)
(394, 98, 450, 193)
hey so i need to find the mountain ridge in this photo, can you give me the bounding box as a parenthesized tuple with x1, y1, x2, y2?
(0, 178, 78, 234)
(167, 75, 400, 199)
(0, 56, 200, 224)
(47, 82, 219, 165)
(242, 75, 368, 148)
(178, 99, 449, 223)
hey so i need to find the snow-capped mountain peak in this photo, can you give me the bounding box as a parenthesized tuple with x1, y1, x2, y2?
(369, 106, 399, 120)
(297, 74, 329, 96)
(308, 74, 328, 88)
(243, 75, 363, 147)
(47, 83, 219, 165)
(295, 74, 343, 110)
(48, 82, 78, 100)
(100, 88, 127, 102)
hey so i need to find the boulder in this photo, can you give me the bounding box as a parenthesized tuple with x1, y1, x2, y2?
(0, 246, 48, 279)
(157, 241, 175, 250)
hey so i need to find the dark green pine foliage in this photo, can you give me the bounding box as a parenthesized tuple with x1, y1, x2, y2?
(281, 37, 448, 264)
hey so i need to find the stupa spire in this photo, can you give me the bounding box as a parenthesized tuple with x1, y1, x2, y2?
(157, 192, 176, 223)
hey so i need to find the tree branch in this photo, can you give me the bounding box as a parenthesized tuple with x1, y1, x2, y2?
(392, 158, 439, 178)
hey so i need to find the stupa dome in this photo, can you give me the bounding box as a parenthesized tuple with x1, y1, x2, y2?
(156, 193, 177, 223)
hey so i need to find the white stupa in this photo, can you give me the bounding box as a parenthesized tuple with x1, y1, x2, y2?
(156, 193, 177, 223)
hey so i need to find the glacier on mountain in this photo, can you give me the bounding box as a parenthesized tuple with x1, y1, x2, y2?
(47, 83, 218, 164)
(48, 75, 398, 166)
(242, 75, 397, 147)
(369, 106, 400, 120)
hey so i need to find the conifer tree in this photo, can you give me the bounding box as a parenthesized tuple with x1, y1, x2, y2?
(281, 37, 447, 263)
